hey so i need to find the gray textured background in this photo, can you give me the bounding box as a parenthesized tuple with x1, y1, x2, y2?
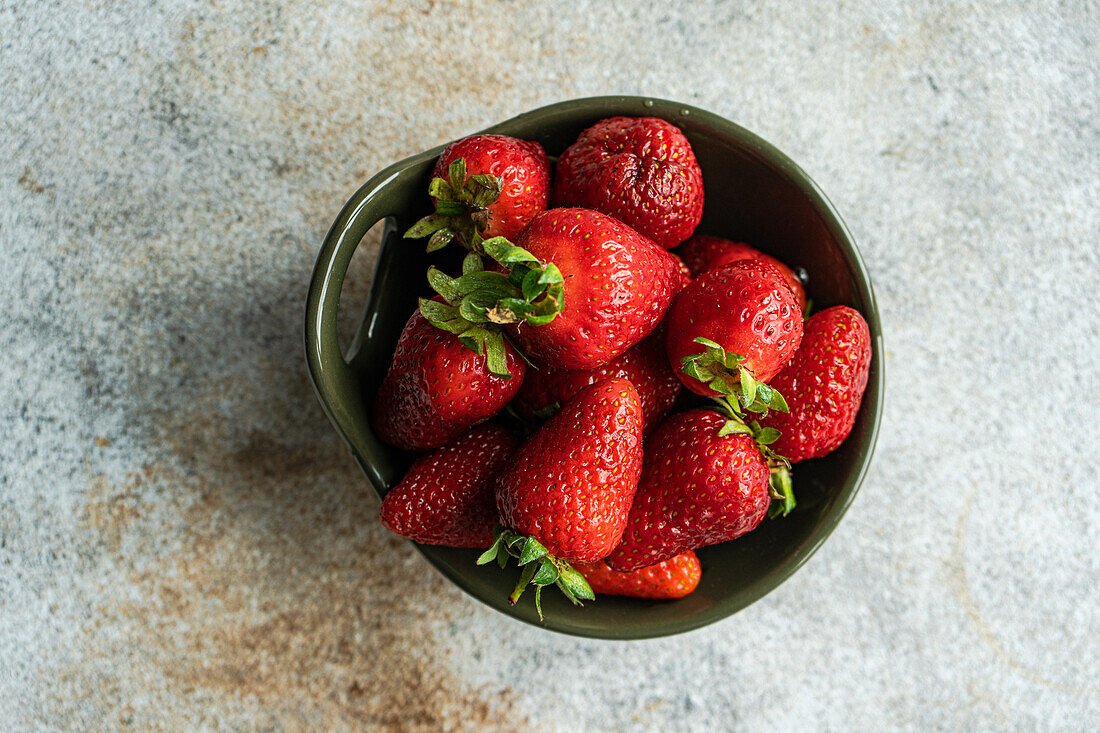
(2, 1, 1098, 730)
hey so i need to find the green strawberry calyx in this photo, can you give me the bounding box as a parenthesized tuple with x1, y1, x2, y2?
(476, 526, 595, 622)
(767, 463, 796, 519)
(681, 337, 790, 416)
(420, 250, 563, 378)
(404, 158, 503, 252)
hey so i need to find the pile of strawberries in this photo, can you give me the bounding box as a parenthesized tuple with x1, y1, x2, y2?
(371, 118, 871, 617)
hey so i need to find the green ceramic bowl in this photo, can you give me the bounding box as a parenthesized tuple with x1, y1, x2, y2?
(305, 96, 883, 639)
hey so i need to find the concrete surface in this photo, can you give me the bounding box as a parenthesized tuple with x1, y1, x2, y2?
(2, 0, 1098, 730)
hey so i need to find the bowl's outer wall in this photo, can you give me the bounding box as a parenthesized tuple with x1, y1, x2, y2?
(306, 96, 884, 639)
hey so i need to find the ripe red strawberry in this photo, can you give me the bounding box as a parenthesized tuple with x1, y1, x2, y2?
(509, 208, 681, 370)
(607, 410, 771, 571)
(495, 378, 644, 563)
(512, 332, 680, 436)
(553, 117, 704, 248)
(431, 134, 549, 240)
(669, 251, 693, 291)
(379, 424, 519, 547)
(666, 259, 803, 397)
(758, 306, 871, 462)
(372, 306, 525, 451)
(574, 551, 701, 599)
(678, 234, 807, 311)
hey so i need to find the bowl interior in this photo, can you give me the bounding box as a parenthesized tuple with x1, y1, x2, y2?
(323, 97, 883, 639)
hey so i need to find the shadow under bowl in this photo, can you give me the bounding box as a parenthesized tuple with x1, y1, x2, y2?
(305, 96, 884, 639)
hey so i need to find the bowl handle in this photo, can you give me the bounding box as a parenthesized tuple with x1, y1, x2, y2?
(304, 167, 408, 493)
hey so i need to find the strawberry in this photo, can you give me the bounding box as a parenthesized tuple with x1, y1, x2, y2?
(512, 332, 680, 436)
(677, 234, 807, 311)
(372, 305, 525, 451)
(494, 377, 644, 562)
(508, 208, 681, 370)
(606, 409, 771, 571)
(480, 378, 644, 617)
(553, 117, 704, 248)
(379, 424, 519, 547)
(574, 551, 701, 599)
(406, 135, 549, 251)
(666, 259, 803, 406)
(669, 251, 693, 291)
(403, 137, 564, 361)
(758, 306, 871, 462)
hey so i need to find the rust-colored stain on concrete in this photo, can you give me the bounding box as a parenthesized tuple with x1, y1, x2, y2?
(62, 354, 523, 729)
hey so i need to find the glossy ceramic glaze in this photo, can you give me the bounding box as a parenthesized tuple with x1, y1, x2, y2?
(305, 96, 883, 639)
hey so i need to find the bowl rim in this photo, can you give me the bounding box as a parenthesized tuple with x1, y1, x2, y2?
(305, 95, 884, 639)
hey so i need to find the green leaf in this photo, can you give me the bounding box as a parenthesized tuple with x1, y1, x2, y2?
(718, 420, 754, 437)
(739, 368, 757, 406)
(539, 263, 564, 286)
(432, 318, 469, 336)
(476, 535, 503, 566)
(768, 466, 796, 518)
(484, 331, 512, 379)
(502, 531, 526, 550)
(556, 565, 595, 603)
(426, 227, 454, 253)
(755, 382, 774, 404)
(533, 586, 545, 620)
(467, 173, 501, 190)
(710, 371, 741, 398)
(448, 158, 467, 193)
(770, 390, 790, 413)
(755, 427, 781, 445)
(692, 336, 723, 350)
(520, 313, 554, 327)
(456, 334, 482, 354)
(426, 267, 461, 303)
(681, 360, 706, 383)
(405, 213, 450, 239)
(434, 200, 466, 216)
(453, 270, 515, 298)
(518, 537, 548, 565)
(462, 252, 483, 275)
(418, 298, 459, 324)
(531, 558, 559, 585)
(556, 580, 578, 605)
(458, 295, 487, 323)
(482, 237, 540, 265)
(521, 267, 545, 302)
(427, 177, 453, 201)
(469, 174, 503, 208)
(706, 342, 727, 366)
(706, 396, 738, 421)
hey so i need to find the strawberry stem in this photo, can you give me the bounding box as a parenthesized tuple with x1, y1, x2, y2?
(477, 526, 595, 621)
